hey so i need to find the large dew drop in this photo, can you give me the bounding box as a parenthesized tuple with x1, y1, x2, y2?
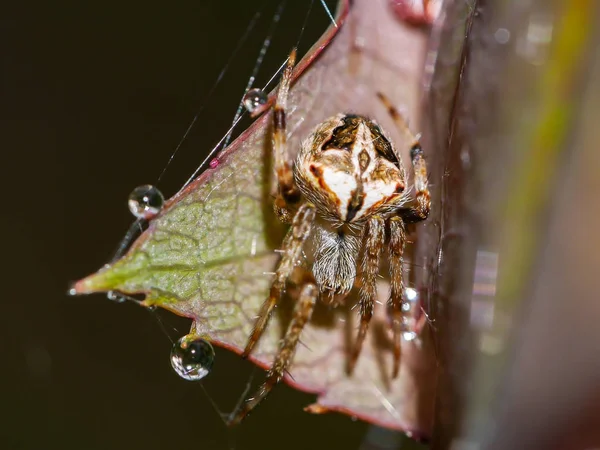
(242, 88, 268, 114)
(127, 185, 164, 219)
(170, 335, 215, 381)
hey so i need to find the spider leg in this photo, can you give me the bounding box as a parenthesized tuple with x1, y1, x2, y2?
(376, 91, 430, 222)
(378, 92, 431, 377)
(347, 216, 385, 375)
(388, 216, 406, 378)
(273, 48, 302, 212)
(243, 203, 315, 358)
(402, 138, 431, 222)
(386, 148, 430, 378)
(229, 282, 318, 426)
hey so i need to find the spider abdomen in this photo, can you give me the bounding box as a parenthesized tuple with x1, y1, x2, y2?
(295, 114, 407, 224)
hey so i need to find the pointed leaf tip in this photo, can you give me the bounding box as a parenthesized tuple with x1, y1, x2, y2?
(71, 268, 116, 295)
(71, 256, 143, 296)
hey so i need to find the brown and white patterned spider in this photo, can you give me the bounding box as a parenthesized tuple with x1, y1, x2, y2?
(228, 49, 430, 425)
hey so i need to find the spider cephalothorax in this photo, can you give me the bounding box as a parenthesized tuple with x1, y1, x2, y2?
(228, 50, 430, 425)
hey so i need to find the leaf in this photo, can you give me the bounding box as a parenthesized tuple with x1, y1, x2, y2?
(72, 0, 437, 437)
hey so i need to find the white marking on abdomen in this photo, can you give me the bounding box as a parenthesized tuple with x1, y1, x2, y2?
(359, 179, 399, 218)
(321, 166, 357, 221)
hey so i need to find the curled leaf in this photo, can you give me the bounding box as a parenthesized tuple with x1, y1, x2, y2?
(73, 0, 437, 436)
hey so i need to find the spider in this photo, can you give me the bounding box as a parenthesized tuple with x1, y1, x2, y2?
(228, 49, 430, 425)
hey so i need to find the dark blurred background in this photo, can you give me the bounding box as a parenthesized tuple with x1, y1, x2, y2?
(0, 1, 410, 449)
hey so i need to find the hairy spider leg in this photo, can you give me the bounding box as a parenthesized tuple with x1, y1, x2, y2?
(229, 282, 318, 426)
(347, 216, 385, 375)
(388, 216, 407, 378)
(375, 92, 430, 220)
(243, 204, 316, 358)
(242, 48, 309, 358)
(377, 92, 431, 378)
(408, 143, 431, 221)
(272, 49, 302, 224)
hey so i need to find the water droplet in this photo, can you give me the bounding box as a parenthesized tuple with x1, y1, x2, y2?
(494, 28, 510, 44)
(242, 88, 268, 114)
(170, 335, 215, 381)
(404, 287, 419, 303)
(128, 185, 164, 219)
(106, 290, 126, 303)
(402, 330, 418, 341)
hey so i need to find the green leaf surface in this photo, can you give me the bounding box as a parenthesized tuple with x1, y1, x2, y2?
(73, 0, 437, 436)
